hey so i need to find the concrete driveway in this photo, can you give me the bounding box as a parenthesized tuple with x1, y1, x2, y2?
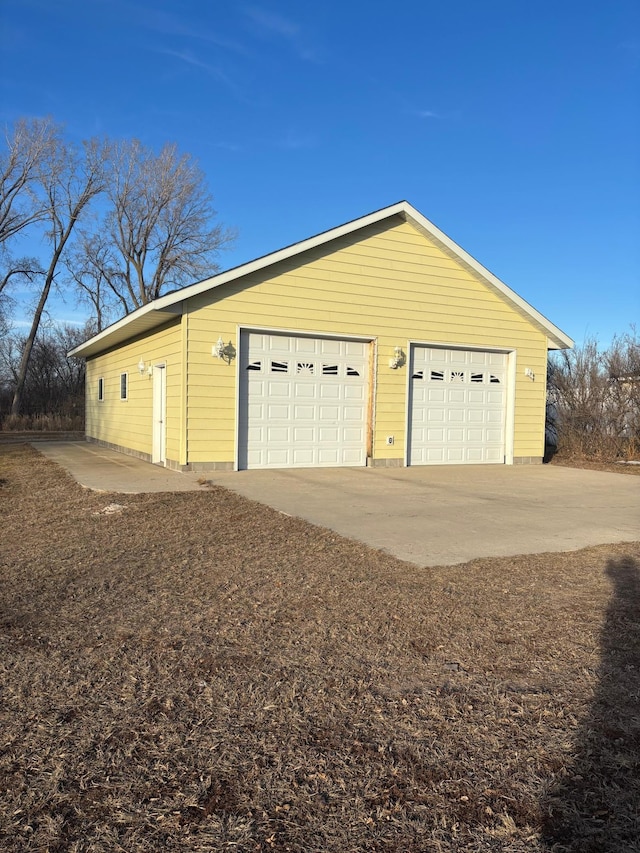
(34, 441, 639, 566)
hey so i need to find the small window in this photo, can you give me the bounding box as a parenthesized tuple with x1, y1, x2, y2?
(271, 360, 288, 373)
(120, 372, 128, 400)
(98, 377, 104, 401)
(246, 360, 261, 371)
(346, 366, 360, 377)
(430, 370, 444, 381)
(450, 370, 465, 383)
(490, 375, 501, 384)
(412, 370, 424, 380)
(297, 362, 315, 375)
(471, 373, 484, 383)
(322, 364, 339, 375)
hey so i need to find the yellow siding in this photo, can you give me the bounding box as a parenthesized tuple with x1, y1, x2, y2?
(185, 218, 549, 465)
(85, 320, 183, 464)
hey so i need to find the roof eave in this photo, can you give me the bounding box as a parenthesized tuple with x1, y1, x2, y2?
(68, 302, 183, 358)
(68, 200, 574, 357)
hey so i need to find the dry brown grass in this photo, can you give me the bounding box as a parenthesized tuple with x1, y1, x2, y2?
(551, 455, 640, 476)
(1, 443, 639, 852)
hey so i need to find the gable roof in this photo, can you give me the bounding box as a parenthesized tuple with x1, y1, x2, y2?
(69, 200, 574, 358)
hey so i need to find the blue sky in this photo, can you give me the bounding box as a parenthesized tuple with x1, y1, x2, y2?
(1, 0, 638, 345)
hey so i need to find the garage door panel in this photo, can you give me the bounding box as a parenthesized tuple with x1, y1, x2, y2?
(247, 450, 262, 466)
(268, 382, 290, 397)
(344, 406, 365, 421)
(266, 449, 289, 466)
(319, 338, 340, 355)
(294, 383, 317, 398)
(268, 426, 290, 442)
(344, 384, 365, 400)
(293, 448, 315, 464)
(410, 346, 507, 465)
(320, 427, 339, 442)
(320, 384, 340, 399)
(294, 404, 315, 419)
(247, 426, 264, 442)
(268, 403, 289, 419)
(320, 405, 339, 420)
(295, 338, 316, 354)
(293, 426, 314, 442)
(345, 341, 366, 356)
(239, 331, 369, 469)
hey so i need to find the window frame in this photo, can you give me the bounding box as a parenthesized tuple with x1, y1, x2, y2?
(120, 372, 128, 401)
(98, 377, 105, 402)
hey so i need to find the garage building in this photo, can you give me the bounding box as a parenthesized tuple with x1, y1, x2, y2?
(69, 201, 573, 471)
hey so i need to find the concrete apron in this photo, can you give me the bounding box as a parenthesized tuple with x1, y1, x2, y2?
(33, 441, 640, 567)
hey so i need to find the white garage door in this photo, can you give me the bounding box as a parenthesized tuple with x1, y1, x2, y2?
(409, 346, 507, 465)
(239, 331, 369, 469)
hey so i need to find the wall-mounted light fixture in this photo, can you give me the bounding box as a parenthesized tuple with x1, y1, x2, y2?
(389, 346, 405, 369)
(138, 359, 146, 375)
(212, 336, 237, 365)
(524, 367, 535, 381)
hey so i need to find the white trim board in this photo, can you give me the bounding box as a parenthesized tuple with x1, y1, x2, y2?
(69, 201, 574, 359)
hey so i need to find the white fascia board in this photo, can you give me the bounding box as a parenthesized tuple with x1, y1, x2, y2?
(69, 200, 573, 357)
(168, 199, 573, 349)
(151, 202, 411, 305)
(68, 203, 409, 359)
(68, 302, 183, 358)
(400, 205, 574, 350)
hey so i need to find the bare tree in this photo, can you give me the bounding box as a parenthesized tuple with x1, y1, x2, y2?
(0, 117, 56, 246)
(64, 235, 116, 332)
(0, 119, 57, 326)
(0, 321, 93, 426)
(76, 139, 234, 315)
(0, 257, 45, 299)
(548, 331, 640, 460)
(605, 329, 640, 457)
(10, 137, 106, 415)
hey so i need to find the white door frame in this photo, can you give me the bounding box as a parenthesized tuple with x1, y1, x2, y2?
(152, 363, 167, 465)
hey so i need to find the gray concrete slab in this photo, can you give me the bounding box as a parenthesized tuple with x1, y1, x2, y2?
(32, 441, 639, 566)
(33, 441, 205, 493)
(204, 465, 639, 565)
